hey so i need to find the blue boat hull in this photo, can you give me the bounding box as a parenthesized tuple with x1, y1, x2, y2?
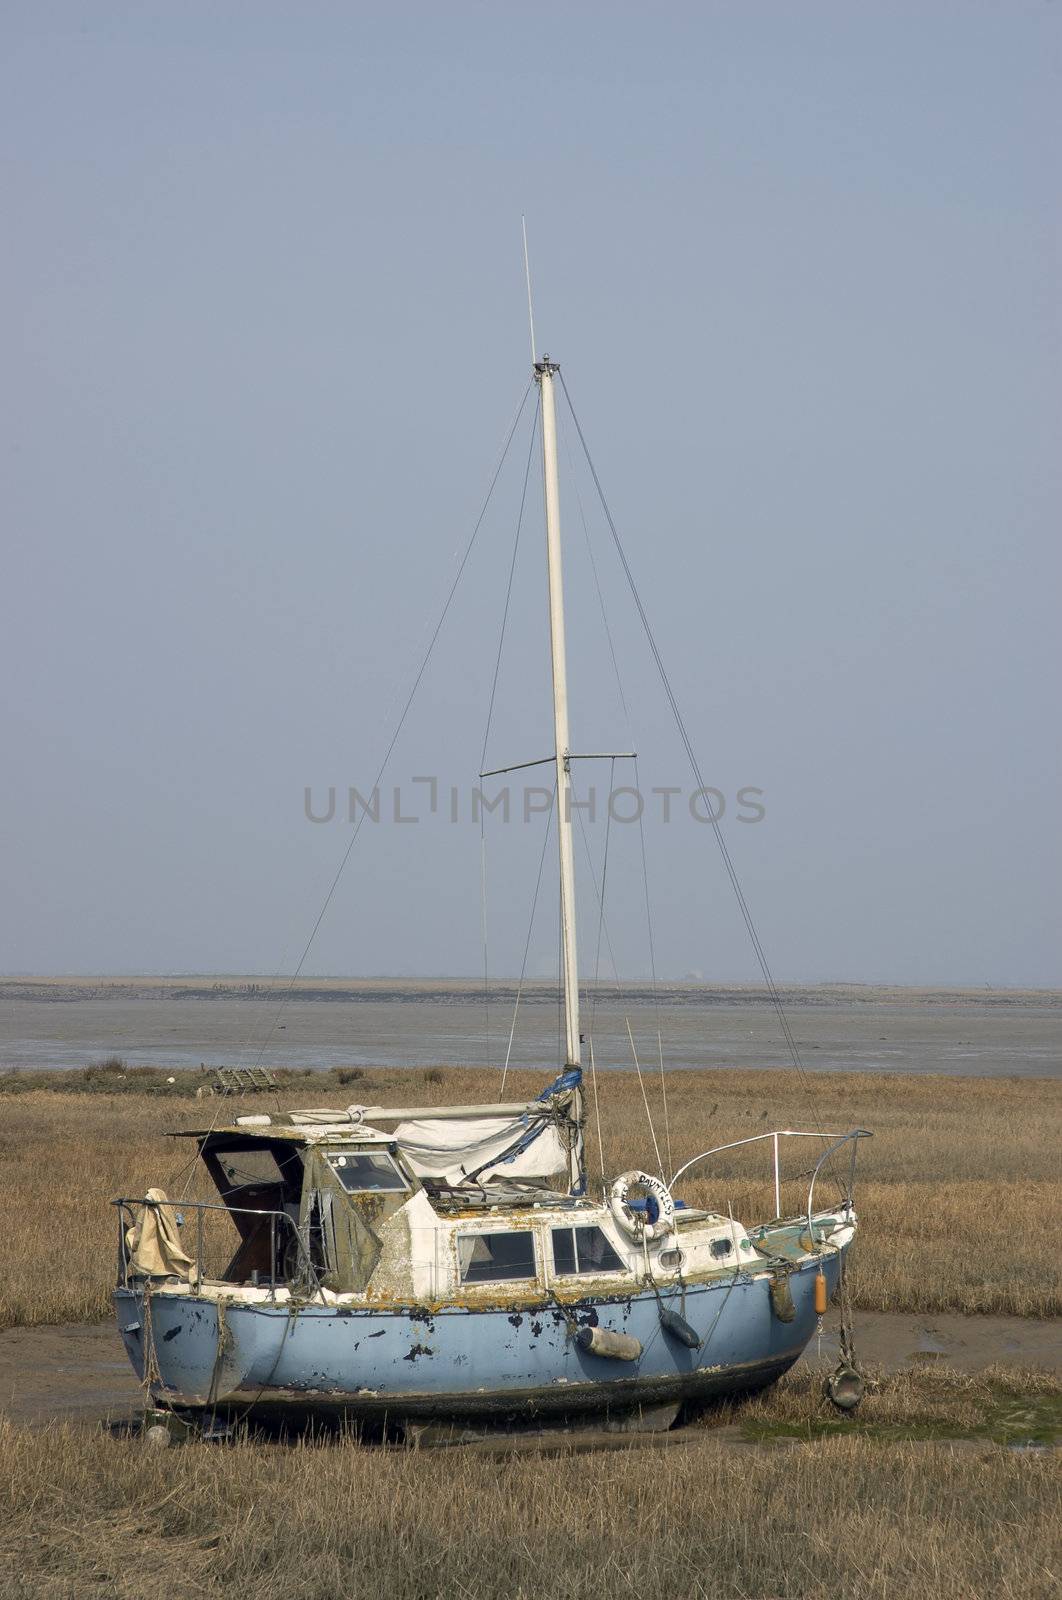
(114, 1248, 842, 1424)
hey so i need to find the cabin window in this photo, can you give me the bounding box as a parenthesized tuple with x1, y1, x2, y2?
(551, 1226, 625, 1276)
(458, 1231, 536, 1284)
(324, 1150, 408, 1193)
(209, 1144, 307, 1206)
(215, 1148, 286, 1193)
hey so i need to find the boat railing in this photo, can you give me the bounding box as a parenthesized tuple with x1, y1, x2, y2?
(668, 1127, 873, 1231)
(112, 1196, 323, 1297)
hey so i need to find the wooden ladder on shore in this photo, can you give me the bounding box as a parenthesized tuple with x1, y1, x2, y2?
(211, 1066, 279, 1096)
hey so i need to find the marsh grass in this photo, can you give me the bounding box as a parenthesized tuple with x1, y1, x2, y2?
(2, 1065, 1058, 1598)
(719, 1362, 1062, 1445)
(0, 1406, 1059, 1600)
(0, 1064, 1059, 1328)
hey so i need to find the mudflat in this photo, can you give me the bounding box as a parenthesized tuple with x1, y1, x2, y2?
(2, 977, 1059, 1076)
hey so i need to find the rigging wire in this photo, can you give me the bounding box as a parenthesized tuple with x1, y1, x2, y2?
(563, 426, 673, 1169)
(240, 380, 534, 1077)
(634, 751, 673, 1177)
(625, 1018, 665, 1177)
(562, 427, 635, 733)
(479, 394, 541, 774)
(588, 756, 617, 1042)
(584, 757, 615, 1196)
(558, 372, 828, 1140)
(569, 769, 665, 1177)
(499, 779, 558, 1098)
(587, 1033, 607, 1200)
(479, 394, 542, 1068)
(167, 380, 534, 1196)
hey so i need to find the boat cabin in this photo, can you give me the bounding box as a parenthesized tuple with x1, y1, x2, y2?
(152, 1081, 760, 1308)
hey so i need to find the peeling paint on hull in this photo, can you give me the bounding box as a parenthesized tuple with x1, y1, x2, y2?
(216, 1352, 800, 1426)
(114, 1249, 843, 1425)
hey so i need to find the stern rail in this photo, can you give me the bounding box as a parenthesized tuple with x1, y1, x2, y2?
(112, 1196, 324, 1297)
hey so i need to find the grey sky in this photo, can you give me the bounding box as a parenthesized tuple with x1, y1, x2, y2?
(3, 3, 1059, 985)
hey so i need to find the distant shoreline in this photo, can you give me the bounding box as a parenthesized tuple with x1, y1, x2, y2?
(1, 975, 1059, 1007)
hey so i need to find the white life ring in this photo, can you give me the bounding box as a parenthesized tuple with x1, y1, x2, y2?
(609, 1170, 676, 1241)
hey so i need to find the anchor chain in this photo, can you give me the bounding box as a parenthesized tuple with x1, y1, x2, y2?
(825, 1246, 865, 1412)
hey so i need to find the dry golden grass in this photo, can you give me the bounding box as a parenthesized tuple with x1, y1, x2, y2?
(3, 1066, 1057, 1599)
(0, 1407, 1058, 1600)
(0, 1064, 1059, 1328)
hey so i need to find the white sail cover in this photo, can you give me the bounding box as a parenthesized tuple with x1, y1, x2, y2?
(393, 1114, 567, 1185)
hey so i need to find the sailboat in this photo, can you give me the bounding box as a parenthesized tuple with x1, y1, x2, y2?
(112, 339, 870, 1437)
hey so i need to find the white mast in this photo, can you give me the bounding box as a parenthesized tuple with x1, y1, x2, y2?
(536, 355, 581, 1069)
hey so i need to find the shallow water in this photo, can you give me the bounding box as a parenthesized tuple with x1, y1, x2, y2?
(1, 982, 1059, 1078)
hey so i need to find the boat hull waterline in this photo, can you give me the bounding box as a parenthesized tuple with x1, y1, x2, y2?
(115, 1248, 843, 1425)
